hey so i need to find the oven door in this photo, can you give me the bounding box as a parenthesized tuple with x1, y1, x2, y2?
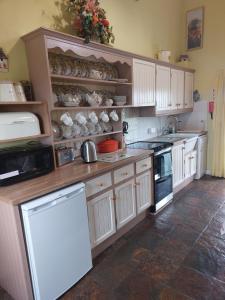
(154, 148, 172, 181)
(154, 174, 173, 204)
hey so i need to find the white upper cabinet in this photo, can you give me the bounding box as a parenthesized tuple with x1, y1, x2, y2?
(133, 59, 156, 106)
(156, 65, 171, 112)
(184, 72, 194, 109)
(171, 69, 184, 110)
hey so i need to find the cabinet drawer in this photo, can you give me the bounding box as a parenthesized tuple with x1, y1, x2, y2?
(136, 157, 152, 174)
(114, 164, 134, 184)
(86, 173, 112, 197)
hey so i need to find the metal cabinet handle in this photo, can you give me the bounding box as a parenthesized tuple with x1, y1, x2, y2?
(122, 172, 128, 176)
(98, 183, 104, 187)
(142, 164, 148, 167)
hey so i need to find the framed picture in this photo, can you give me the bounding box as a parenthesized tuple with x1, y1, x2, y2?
(0, 48, 8, 72)
(186, 7, 204, 51)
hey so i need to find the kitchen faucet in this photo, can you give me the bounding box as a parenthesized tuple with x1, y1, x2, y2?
(167, 116, 179, 133)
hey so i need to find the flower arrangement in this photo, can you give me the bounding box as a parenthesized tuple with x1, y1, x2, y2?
(66, 0, 115, 44)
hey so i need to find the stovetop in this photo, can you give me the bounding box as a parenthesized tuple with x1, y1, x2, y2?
(127, 140, 172, 153)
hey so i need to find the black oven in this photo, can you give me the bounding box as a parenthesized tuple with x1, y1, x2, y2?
(153, 148, 173, 212)
(127, 141, 173, 212)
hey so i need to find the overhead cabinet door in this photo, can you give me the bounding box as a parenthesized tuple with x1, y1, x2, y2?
(156, 65, 171, 112)
(184, 72, 194, 109)
(133, 59, 156, 106)
(171, 69, 184, 110)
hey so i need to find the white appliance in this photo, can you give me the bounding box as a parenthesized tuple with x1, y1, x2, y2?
(195, 134, 208, 179)
(21, 183, 92, 300)
(0, 112, 41, 140)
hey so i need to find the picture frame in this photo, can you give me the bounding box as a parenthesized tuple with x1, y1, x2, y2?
(0, 48, 8, 72)
(186, 6, 204, 51)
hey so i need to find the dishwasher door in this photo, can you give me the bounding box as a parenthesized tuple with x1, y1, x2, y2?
(21, 183, 92, 300)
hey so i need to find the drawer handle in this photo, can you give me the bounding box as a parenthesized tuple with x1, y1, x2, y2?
(121, 172, 128, 176)
(142, 164, 148, 167)
(97, 183, 104, 187)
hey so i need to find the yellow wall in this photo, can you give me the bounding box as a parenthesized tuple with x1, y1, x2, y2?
(181, 0, 225, 172)
(0, 0, 184, 81)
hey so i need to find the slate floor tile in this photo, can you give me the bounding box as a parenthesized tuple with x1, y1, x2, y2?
(2, 176, 225, 300)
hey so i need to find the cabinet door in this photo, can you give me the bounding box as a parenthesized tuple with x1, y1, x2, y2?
(172, 144, 184, 188)
(133, 59, 156, 106)
(184, 72, 194, 109)
(171, 69, 184, 110)
(199, 141, 207, 177)
(190, 150, 197, 176)
(136, 171, 153, 214)
(115, 179, 136, 229)
(88, 190, 116, 248)
(156, 65, 171, 111)
(184, 153, 191, 179)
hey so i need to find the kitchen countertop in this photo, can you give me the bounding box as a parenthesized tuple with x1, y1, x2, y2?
(0, 148, 153, 206)
(148, 131, 207, 146)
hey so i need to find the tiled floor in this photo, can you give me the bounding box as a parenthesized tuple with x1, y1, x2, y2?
(2, 176, 225, 300)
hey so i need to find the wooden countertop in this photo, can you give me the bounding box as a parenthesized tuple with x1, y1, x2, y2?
(0, 149, 153, 206)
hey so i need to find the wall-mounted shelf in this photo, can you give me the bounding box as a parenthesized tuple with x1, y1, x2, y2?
(54, 130, 122, 145)
(0, 134, 50, 145)
(0, 101, 43, 106)
(52, 105, 132, 111)
(51, 75, 132, 87)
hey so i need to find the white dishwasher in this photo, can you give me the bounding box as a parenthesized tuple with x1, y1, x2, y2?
(21, 182, 92, 300)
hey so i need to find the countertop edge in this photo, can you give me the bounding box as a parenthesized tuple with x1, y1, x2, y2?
(0, 149, 153, 206)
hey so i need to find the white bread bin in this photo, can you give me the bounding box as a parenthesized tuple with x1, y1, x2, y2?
(0, 112, 41, 140)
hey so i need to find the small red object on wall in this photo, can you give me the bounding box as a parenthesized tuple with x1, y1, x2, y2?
(208, 89, 215, 119)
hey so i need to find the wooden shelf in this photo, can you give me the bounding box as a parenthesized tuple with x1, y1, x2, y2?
(51, 75, 132, 86)
(54, 130, 122, 145)
(0, 134, 50, 144)
(52, 105, 133, 111)
(0, 101, 43, 105)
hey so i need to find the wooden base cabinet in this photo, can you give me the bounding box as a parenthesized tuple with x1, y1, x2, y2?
(87, 157, 153, 251)
(172, 144, 184, 188)
(87, 190, 116, 248)
(115, 179, 136, 229)
(136, 171, 152, 213)
(184, 150, 197, 179)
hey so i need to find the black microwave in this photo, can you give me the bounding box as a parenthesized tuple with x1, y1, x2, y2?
(0, 143, 54, 186)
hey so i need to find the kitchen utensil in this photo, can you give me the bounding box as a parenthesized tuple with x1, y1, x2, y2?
(52, 121, 63, 141)
(88, 111, 98, 124)
(110, 110, 119, 122)
(158, 50, 171, 63)
(123, 121, 129, 134)
(98, 139, 119, 153)
(60, 112, 73, 127)
(75, 112, 87, 125)
(0, 81, 17, 102)
(86, 91, 102, 106)
(55, 147, 76, 166)
(99, 111, 109, 123)
(14, 82, 27, 102)
(80, 140, 97, 163)
(61, 125, 73, 139)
